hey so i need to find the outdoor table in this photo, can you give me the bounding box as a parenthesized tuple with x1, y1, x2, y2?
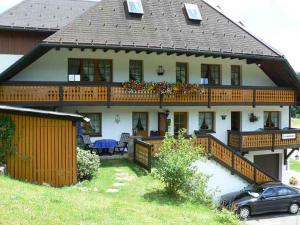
(94, 139, 118, 155)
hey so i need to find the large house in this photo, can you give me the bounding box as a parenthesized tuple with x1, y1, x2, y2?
(1, 0, 300, 193)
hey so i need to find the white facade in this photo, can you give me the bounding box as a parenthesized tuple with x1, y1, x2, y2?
(8, 48, 291, 185)
(11, 48, 275, 87)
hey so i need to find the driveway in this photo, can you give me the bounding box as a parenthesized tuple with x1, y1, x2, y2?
(246, 213, 300, 225)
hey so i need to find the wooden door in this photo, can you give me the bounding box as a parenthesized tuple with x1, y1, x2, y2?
(231, 112, 241, 131)
(158, 112, 167, 136)
(254, 154, 279, 179)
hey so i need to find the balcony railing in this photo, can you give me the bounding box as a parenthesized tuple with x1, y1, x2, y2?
(228, 129, 300, 152)
(0, 82, 296, 106)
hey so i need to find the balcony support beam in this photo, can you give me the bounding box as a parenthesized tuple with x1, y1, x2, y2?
(284, 148, 299, 165)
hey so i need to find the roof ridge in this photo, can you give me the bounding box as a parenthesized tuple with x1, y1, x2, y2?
(201, 0, 283, 57)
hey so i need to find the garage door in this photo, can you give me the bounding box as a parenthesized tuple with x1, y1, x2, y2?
(254, 154, 279, 179)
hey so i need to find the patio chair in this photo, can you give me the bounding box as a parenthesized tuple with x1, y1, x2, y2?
(81, 135, 96, 153)
(113, 133, 130, 155)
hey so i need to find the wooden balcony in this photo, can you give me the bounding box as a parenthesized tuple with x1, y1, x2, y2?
(0, 82, 296, 106)
(228, 129, 300, 153)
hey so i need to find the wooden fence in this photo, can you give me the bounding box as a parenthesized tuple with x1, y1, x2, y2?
(142, 135, 276, 184)
(1, 113, 77, 187)
(133, 139, 152, 172)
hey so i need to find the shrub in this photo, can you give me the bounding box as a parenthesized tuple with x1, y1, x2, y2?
(77, 148, 100, 181)
(0, 117, 16, 165)
(289, 176, 298, 186)
(154, 129, 208, 200)
(215, 208, 241, 225)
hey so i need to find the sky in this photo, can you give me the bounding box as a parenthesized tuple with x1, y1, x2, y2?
(0, 0, 299, 72)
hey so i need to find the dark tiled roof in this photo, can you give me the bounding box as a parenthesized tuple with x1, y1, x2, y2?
(44, 0, 281, 57)
(0, 0, 98, 31)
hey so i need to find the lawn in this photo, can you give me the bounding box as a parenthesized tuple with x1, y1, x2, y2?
(290, 159, 300, 172)
(0, 160, 237, 225)
(291, 118, 300, 128)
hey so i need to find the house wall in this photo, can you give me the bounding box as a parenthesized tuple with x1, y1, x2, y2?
(12, 48, 276, 87)
(193, 159, 249, 201)
(62, 105, 289, 144)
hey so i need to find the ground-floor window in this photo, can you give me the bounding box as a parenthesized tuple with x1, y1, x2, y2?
(82, 113, 102, 136)
(132, 112, 148, 137)
(264, 111, 280, 129)
(199, 112, 214, 132)
(174, 112, 188, 135)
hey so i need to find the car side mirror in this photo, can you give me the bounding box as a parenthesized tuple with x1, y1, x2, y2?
(260, 195, 266, 200)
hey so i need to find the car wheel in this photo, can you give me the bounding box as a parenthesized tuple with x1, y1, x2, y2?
(238, 206, 250, 219)
(289, 203, 299, 214)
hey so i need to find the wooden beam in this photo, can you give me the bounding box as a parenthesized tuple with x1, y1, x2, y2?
(167, 52, 175, 56)
(135, 50, 143, 54)
(115, 49, 120, 53)
(176, 52, 185, 56)
(92, 48, 96, 52)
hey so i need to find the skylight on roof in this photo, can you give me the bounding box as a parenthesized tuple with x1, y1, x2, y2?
(184, 3, 202, 21)
(127, 0, 144, 15)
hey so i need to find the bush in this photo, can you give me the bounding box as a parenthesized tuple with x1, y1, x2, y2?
(77, 148, 100, 181)
(289, 176, 298, 186)
(0, 117, 16, 165)
(154, 129, 208, 201)
(216, 208, 241, 225)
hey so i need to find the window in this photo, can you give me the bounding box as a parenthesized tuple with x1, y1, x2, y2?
(276, 187, 296, 196)
(231, 65, 241, 86)
(184, 3, 202, 21)
(176, 63, 188, 83)
(82, 113, 102, 136)
(264, 112, 280, 129)
(127, 0, 144, 14)
(174, 112, 188, 135)
(263, 188, 277, 198)
(201, 64, 221, 85)
(68, 59, 81, 82)
(129, 60, 143, 83)
(199, 112, 214, 132)
(132, 112, 148, 137)
(98, 60, 112, 83)
(68, 59, 113, 83)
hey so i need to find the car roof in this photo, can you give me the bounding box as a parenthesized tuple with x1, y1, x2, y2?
(259, 182, 285, 188)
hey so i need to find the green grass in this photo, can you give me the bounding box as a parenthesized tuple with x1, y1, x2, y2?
(290, 159, 300, 172)
(0, 160, 234, 225)
(291, 118, 300, 128)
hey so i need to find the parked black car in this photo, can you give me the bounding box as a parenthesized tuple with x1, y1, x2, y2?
(221, 182, 300, 219)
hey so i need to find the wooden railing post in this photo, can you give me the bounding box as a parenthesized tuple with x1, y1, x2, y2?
(253, 89, 256, 108)
(208, 87, 211, 108)
(160, 94, 163, 109)
(107, 83, 111, 108)
(231, 153, 235, 175)
(59, 85, 64, 104)
(148, 144, 153, 173)
(271, 133, 275, 152)
(254, 168, 257, 183)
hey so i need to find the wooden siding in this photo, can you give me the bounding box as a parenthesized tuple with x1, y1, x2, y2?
(0, 31, 52, 54)
(228, 130, 300, 152)
(0, 82, 296, 106)
(134, 139, 152, 172)
(1, 112, 77, 187)
(142, 135, 276, 184)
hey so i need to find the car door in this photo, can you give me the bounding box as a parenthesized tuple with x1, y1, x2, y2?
(252, 188, 278, 214)
(273, 187, 296, 212)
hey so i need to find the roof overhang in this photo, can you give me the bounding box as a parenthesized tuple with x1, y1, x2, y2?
(0, 105, 88, 122)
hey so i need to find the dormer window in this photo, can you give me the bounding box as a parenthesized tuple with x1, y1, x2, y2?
(184, 3, 202, 21)
(127, 0, 144, 15)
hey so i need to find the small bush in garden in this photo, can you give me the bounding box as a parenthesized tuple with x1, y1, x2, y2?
(0, 116, 16, 165)
(77, 148, 100, 181)
(289, 176, 298, 186)
(154, 129, 209, 201)
(216, 208, 241, 225)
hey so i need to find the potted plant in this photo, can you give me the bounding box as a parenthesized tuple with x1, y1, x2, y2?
(249, 113, 258, 123)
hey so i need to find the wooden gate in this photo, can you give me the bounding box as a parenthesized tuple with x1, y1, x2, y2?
(134, 139, 152, 172)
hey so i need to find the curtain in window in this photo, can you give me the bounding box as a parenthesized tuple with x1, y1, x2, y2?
(82, 59, 95, 82)
(129, 61, 143, 83)
(83, 114, 101, 135)
(199, 112, 213, 130)
(132, 113, 147, 132)
(98, 60, 112, 82)
(176, 63, 187, 83)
